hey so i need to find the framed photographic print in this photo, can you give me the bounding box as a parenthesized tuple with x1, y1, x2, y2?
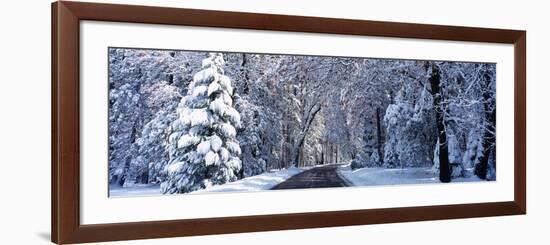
(51, 1, 526, 244)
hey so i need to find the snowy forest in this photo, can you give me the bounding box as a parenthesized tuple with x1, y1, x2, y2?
(108, 47, 496, 197)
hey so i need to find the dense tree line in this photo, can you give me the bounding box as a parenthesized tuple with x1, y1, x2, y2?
(108, 48, 496, 193)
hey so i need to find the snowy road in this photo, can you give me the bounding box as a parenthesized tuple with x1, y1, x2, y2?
(271, 164, 351, 190)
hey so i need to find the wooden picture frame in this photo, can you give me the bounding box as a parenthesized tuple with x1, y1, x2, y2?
(51, 1, 526, 244)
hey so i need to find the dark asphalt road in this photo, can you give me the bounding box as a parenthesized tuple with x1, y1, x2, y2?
(271, 164, 351, 190)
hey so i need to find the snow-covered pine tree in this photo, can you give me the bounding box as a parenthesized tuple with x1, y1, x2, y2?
(161, 53, 242, 194)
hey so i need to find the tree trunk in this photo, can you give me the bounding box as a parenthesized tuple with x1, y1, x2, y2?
(328, 143, 332, 164)
(302, 147, 306, 166)
(282, 109, 291, 169)
(475, 109, 495, 179)
(375, 107, 383, 164)
(334, 144, 337, 164)
(429, 63, 451, 183)
(321, 143, 325, 165)
(335, 144, 339, 164)
(328, 143, 333, 164)
(238, 164, 245, 179)
(475, 70, 496, 180)
(138, 170, 149, 184)
(241, 54, 249, 95)
(291, 135, 307, 168)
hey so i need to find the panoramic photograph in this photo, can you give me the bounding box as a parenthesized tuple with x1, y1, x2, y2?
(108, 47, 496, 197)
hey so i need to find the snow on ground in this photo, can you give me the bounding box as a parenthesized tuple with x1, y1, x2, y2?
(108, 164, 483, 198)
(337, 164, 482, 187)
(194, 167, 303, 193)
(109, 167, 304, 197)
(109, 183, 161, 197)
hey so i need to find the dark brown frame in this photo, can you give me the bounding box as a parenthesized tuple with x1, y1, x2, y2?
(51, 1, 526, 244)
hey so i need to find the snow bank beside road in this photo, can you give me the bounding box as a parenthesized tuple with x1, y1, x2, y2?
(196, 167, 304, 193)
(109, 167, 304, 197)
(338, 164, 482, 187)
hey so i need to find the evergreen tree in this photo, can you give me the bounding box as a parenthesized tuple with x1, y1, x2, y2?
(161, 53, 242, 194)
